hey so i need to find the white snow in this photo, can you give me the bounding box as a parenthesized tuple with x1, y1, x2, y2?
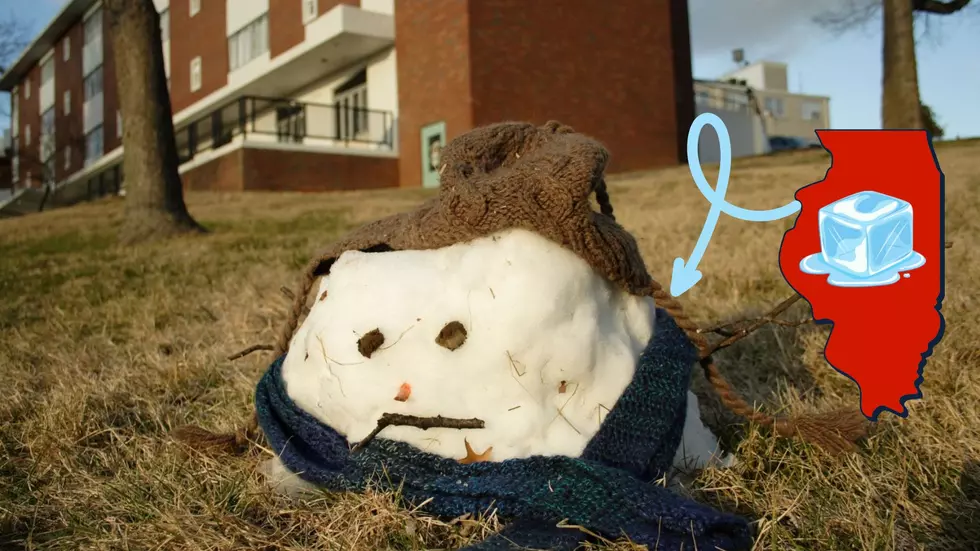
(275, 228, 731, 488)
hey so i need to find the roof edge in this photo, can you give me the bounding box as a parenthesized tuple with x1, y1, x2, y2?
(0, 0, 97, 91)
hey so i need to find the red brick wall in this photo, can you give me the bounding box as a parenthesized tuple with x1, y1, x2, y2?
(466, 0, 689, 173)
(394, 0, 474, 187)
(241, 147, 397, 191)
(169, 0, 228, 112)
(394, 0, 693, 185)
(179, 146, 398, 192)
(181, 148, 244, 192)
(55, 22, 85, 181)
(269, 0, 304, 58)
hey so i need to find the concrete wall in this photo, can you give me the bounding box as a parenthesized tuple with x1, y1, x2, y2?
(757, 90, 830, 141)
(694, 103, 766, 163)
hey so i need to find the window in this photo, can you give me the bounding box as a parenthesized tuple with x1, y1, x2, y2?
(64, 90, 71, 114)
(84, 66, 103, 100)
(83, 8, 103, 76)
(40, 108, 55, 162)
(84, 10, 102, 46)
(40, 57, 56, 111)
(334, 69, 368, 141)
(303, 0, 318, 23)
(24, 79, 31, 99)
(694, 90, 709, 106)
(64, 146, 71, 170)
(190, 57, 202, 91)
(85, 126, 104, 165)
(802, 100, 823, 122)
(25, 124, 31, 146)
(764, 97, 785, 118)
(41, 58, 54, 86)
(723, 90, 747, 111)
(63, 36, 71, 61)
(189, 0, 200, 17)
(228, 14, 269, 71)
(117, 110, 122, 138)
(10, 87, 17, 133)
(276, 103, 306, 143)
(160, 8, 170, 41)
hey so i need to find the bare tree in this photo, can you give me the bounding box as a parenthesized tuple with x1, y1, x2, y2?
(104, 0, 204, 243)
(0, 11, 31, 119)
(815, 0, 973, 129)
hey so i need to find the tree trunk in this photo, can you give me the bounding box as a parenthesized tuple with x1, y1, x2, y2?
(881, 0, 925, 129)
(105, 0, 204, 243)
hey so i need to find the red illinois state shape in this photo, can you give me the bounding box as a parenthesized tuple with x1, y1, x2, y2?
(778, 130, 945, 421)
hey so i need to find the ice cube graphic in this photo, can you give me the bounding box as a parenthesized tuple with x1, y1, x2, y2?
(817, 190, 914, 277)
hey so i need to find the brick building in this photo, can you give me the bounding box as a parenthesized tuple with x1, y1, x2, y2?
(0, 0, 694, 195)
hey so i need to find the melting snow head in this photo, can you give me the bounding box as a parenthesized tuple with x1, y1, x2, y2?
(267, 228, 731, 493)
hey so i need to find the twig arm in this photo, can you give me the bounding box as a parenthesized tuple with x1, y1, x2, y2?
(350, 413, 485, 453)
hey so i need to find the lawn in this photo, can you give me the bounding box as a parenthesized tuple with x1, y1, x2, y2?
(1, 143, 977, 550)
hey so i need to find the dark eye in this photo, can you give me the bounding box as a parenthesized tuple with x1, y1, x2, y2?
(357, 329, 385, 358)
(435, 321, 467, 351)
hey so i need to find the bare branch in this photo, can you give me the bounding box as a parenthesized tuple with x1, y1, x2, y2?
(350, 413, 485, 454)
(914, 0, 972, 14)
(701, 294, 804, 358)
(226, 344, 275, 361)
(813, 0, 882, 33)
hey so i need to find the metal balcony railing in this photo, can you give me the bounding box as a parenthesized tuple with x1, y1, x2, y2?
(4, 94, 396, 212)
(174, 95, 396, 164)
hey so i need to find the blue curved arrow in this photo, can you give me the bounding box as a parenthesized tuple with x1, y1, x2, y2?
(670, 113, 803, 297)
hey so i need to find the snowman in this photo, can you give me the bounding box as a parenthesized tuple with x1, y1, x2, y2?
(248, 121, 752, 550)
(264, 226, 733, 494)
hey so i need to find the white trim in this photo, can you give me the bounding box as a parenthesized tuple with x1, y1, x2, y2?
(40, 48, 56, 65)
(243, 139, 398, 158)
(59, 144, 122, 187)
(171, 4, 393, 130)
(177, 138, 244, 174)
(83, 0, 102, 20)
(189, 0, 200, 17)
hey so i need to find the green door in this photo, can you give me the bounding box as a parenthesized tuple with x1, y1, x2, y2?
(420, 121, 446, 189)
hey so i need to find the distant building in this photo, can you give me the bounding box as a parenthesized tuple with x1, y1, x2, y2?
(693, 61, 831, 163)
(0, 0, 695, 198)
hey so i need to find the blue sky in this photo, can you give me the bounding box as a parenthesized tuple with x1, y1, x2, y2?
(3, 0, 979, 138)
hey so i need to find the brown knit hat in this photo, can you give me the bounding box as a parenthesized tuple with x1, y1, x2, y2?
(298, 120, 650, 295)
(177, 120, 868, 456)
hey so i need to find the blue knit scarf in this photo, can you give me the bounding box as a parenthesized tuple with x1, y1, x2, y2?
(255, 309, 753, 550)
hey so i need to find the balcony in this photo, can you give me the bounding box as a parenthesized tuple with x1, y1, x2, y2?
(173, 95, 394, 165)
(174, 3, 393, 128)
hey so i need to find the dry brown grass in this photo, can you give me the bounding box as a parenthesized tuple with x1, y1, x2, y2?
(1, 142, 977, 550)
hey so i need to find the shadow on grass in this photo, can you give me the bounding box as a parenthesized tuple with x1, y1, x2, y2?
(690, 311, 821, 453)
(932, 459, 980, 551)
